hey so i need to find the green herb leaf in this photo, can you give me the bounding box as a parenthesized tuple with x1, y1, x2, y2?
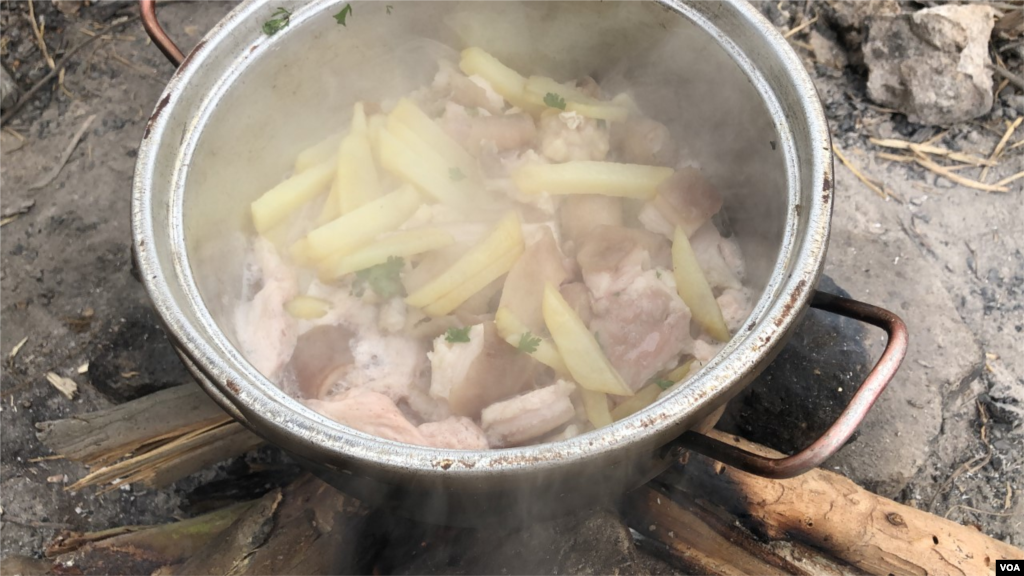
(262, 7, 292, 36)
(355, 256, 404, 298)
(333, 3, 353, 25)
(449, 167, 466, 181)
(654, 379, 674, 390)
(386, 4, 393, 14)
(655, 270, 661, 279)
(596, 118, 607, 129)
(445, 326, 472, 343)
(543, 92, 567, 110)
(517, 332, 541, 354)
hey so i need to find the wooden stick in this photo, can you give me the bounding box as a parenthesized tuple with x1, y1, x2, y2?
(994, 170, 1024, 188)
(870, 138, 997, 166)
(639, 431, 1024, 576)
(783, 15, 819, 39)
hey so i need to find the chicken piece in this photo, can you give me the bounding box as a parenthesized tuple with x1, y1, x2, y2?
(233, 238, 298, 381)
(689, 223, 744, 291)
(440, 104, 536, 156)
(693, 337, 724, 365)
(638, 168, 723, 239)
(324, 330, 424, 403)
(418, 417, 489, 450)
(611, 116, 678, 167)
(499, 227, 570, 333)
(428, 323, 539, 417)
(575, 76, 602, 99)
(437, 61, 505, 114)
(590, 270, 694, 392)
(537, 110, 610, 162)
(558, 195, 622, 256)
(481, 380, 577, 447)
(576, 225, 671, 299)
(717, 287, 752, 332)
(406, 379, 452, 423)
(288, 325, 356, 399)
(559, 282, 593, 327)
(306, 389, 429, 446)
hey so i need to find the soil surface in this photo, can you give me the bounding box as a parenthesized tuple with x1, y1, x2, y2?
(1, 0, 1021, 569)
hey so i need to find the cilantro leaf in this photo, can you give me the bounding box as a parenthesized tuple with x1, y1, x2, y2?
(543, 92, 566, 110)
(355, 256, 404, 298)
(262, 7, 292, 36)
(597, 118, 607, 129)
(517, 332, 541, 354)
(333, 3, 353, 25)
(386, 4, 393, 14)
(654, 379, 674, 390)
(445, 326, 472, 343)
(449, 167, 466, 181)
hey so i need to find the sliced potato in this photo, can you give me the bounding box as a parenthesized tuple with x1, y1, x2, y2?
(304, 185, 421, 262)
(366, 113, 387, 164)
(523, 75, 629, 122)
(333, 103, 382, 215)
(673, 226, 730, 342)
(610, 383, 662, 421)
(513, 161, 673, 200)
(379, 128, 473, 208)
(421, 246, 522, 317)
(458, 47, 544, 114)
(251, 161, 334, 233)
(284, 295, 331, 319)
(498, 226, 568, 334)
(494, 306, 569, 374)
(542, 283, 632, 396)
(406, 212, 523, 307)
(294, 133, 341, 174)
(581, 389, 613, 428)
(318, 228, 455, 280)
(389, 99, 479, 180)
(665, 359, 695, 383)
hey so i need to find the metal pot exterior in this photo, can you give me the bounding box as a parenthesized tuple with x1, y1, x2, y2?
(133, 0, 835, 524)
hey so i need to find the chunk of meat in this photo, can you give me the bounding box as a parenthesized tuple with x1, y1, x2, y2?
(288, 324, 356, 399)
(575, 76, 602, 99)
(499, 227, 570, 333)
(537, 110, 609, 162)
(576, 225, 671, 299)
(437, 61, 505, 114)
(717, 287, 752, 332)
(428, 323, 539, 417)
(693, 337, 724, 365)
(323, 330, 424, 403)
(419, 417, 489, 450)
(638, 168, 722, 239)
(307, 389, 429, 446)
(440, 104, 537, 156)
(689, 223, 744, 291)
(558, 195, 622, 256)
(233, 238, 298, 380)
(559, 282, 593, 327)
(481, 381, 577, 447)
(612, 116, 677, 167)
(590, 270, 694, 391)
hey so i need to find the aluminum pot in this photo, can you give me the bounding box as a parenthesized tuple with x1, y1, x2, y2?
(133, 0, 908, 525)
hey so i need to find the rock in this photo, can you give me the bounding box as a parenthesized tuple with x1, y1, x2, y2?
(809, 30, 848, 71)
(1, 65, 18, 111)
(825, 0, 900, 52)
(864, 5, 998, 126)
(52, 0, 83, 16)
(984, 358, 1024, 426)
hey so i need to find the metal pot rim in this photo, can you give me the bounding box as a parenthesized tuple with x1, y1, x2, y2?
(131, 0, 832, 479)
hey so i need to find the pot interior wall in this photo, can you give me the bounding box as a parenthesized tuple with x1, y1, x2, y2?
(183, 0, 789, 392)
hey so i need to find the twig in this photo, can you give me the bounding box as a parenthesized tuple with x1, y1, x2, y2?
(987, 63, 1024, 91)
(994, 170, 1024, 188)
(26, 0, 55, 70)
(29, 114, 96, 191)
(783, 15, 819, 39)
(0, 15, 139, 127)
(923, 130, 948, 146)
(980, 117, 1022, 183)
(870, 138, 996, 166)
(833, 144, 887, 199)
(913, 155, 1010, 193)
(4, 516, 70, 530)
(943, 505, 1017, 519)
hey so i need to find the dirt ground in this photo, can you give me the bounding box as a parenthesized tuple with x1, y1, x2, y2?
(1, 0, 1021, 566)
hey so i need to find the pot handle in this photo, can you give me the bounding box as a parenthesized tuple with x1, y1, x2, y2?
(672, 290, 908, 479)
(140, 0, 185, 66)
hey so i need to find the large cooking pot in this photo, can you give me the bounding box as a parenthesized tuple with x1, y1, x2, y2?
(133, 0, 908, 525)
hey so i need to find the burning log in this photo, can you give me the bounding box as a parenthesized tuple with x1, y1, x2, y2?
(624, 431, 1024, 576)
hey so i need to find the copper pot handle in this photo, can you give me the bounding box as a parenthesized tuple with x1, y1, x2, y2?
(674, 290, 908, 479)
(140, 0, 185, 66)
